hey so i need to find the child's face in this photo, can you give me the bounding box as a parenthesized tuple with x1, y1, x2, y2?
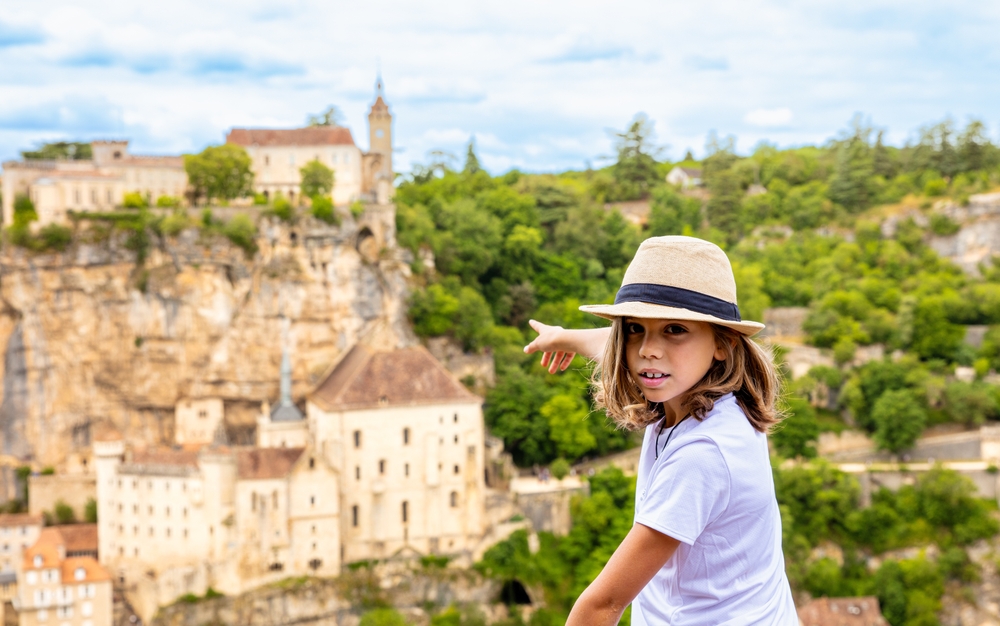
(624, 318, 725, 418)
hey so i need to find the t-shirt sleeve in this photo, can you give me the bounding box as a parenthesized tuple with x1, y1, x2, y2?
(634, 437, 731, 545)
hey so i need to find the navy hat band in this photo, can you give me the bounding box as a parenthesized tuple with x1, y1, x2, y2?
(614, 283, 742, 322)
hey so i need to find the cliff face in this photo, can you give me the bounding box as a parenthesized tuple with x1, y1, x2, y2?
(0, 207, 415, 469)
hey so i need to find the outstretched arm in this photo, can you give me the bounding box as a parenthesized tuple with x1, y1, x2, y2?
(566, 523, 680, 626)
(523, 319, 612, 373)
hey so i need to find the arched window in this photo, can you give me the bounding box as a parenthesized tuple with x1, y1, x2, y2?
(353, 430, 362, 448)
(450, 491, 458, 507)
(401, 501, 409, 524)
(352, 505, 359, 527)
(403, 428, 410, 445)
(379, 460, 385, 475)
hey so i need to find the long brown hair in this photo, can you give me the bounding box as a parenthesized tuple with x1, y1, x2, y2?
(593, 319, 783, 432)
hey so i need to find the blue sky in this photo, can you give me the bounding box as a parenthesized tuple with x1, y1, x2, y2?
(1, 0, 998, 174)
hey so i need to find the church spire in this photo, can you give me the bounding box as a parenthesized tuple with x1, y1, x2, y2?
(270, 314, 304, 422)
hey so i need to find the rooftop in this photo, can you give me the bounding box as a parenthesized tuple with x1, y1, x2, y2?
(0, 513, 43, 528)
(310, 344, 480, 412)
(798, 597, 889, 626)
(226, 126, 356, 148)
(48, 524, 98, 555)
(237, 447, 305, 480)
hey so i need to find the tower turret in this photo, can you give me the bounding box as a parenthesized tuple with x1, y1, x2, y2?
(367, 75, 393, 202)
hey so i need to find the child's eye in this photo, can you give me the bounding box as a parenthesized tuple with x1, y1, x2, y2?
(664, 324, 688, 334)
(625, 322, 645, 335)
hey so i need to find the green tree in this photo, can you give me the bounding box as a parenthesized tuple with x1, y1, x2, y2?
(84, 498, 98, 523)
(53, 500, 76, 525)
(540, 394, 596, 460)
(123, 191, 148, 209)
(300, 159, 335, 198)
(647, 186, 701, 236)
(464, 140, 482, 175)
(828, 117, 875, 212)
(610, 114, 661, 200)
(307, 105, 343, 127)
(184, 144, 254, 203)
(222, 214, 258, 257)
(871, 389, 926, 454)
(310, 195, 338, 225)
(21, 141, 92, 160)
(771, 396, 819, 459)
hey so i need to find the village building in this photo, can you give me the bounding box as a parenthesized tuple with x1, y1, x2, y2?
(0, 515, 42, 573)
(665, 165, 703, 188)
(14, 526, 112, 626)
(798, 596, 889, 626)
(226, 77, 394, 206)
(1, 141, 186, 226)
(302, 343, 487, 562)
(174, 398, 225, 445)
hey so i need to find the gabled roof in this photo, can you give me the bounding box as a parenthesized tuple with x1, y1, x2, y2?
(237, 447, 304, 480)
(226, 127, 356, 148)
(61, 556, 111, 583)
(49, 524, 98, 555)
(670, 166, 703, 177)
(0, 513, 43, 528)
(309, 344, 480, 412)
(798, 597, 889, 626)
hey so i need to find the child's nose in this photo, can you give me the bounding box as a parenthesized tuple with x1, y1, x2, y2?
(639, 335, 664, 359)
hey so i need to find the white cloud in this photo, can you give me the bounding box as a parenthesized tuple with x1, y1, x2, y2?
(0, 1, 998, 171)
(744, 108, 794, 128)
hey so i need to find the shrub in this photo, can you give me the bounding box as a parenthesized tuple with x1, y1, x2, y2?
(36, 224, 73, 252)
(253, 192, 269, 205)
(223, 214, 258, 257)
(84, 498, 97, 523)
(311, 195, 339, 225)
(54, 500, 76, 524)
(929, 213, 960, 236)
(923, 178, 948, 197)
(272, 194, 295, 222)
(155, 195, 181, 208)
(351, 200, 366, 218)
(161, 212, 193, 237)
(123, 191, 149, 208)
(550, 458, 570, 480)
(359, 608, 409, 626)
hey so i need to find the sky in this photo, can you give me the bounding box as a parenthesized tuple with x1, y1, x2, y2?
(1, 1, 999, 175)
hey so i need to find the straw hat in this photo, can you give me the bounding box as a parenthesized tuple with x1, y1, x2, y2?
(579, 236, 765, 336)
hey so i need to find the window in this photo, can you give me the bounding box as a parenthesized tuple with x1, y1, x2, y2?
(404, 463, 409, 477)
(450, 491, 458, 507)
(454, 435, 459, 444)
(183, 528, 188, 538)
(106, 189, 113, 203)
(403, 428, 410, 445)
(272, 491, 278, 509)
(165, 506, 170, 517)
(183, 507, 187, 518)
(75, 567, 85, 580)
(133, 526, 138, 536)
(331, 153, 338, 164)
(149, 527, 154, 537)
(309, 457, 315, 469)
(252, 493, 257, 511)
(353, 430, 361, 448)
(351, 505, 359, 527)
(402, 501, 409, 523)
(36, 608, 46, 621)
(379, 460, 385, 475)
(454, 465, 460, 475)
(289, 154, 295, 166)
(133, 505, 138, 514)
(166, 528, 171, 538)
(375, 129, 384, 138)
(33, 555, 42, 567)
(26, 571, 37, 585)
(311, 525, 316, 534)
(310, 495, 315, 507)
(355, 466, 361, 480)
(82, 601, 93, 617)
(74, 189, 81, 204)
(454, 413, 459, 423)
(264, 155, 270, 166)
(148, 505, 153, 514)
(198, 410, 207, 419)
(91, 189, 97, 203)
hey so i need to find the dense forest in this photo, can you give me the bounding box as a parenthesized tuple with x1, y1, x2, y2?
(385, 115, 1000, 625)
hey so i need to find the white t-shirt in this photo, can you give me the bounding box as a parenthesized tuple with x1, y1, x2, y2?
(631, 393, 798, 625)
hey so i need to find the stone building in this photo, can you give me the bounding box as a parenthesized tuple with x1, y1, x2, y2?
(226, 77, 394, 206)
(0, 515, 42, 573)
(303, 343, 487, 562)
(174, 398, 225, 445)
(14, 527, 112, 626)
(1, 141, 186, 226)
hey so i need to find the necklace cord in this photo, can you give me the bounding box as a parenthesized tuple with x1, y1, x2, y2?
(654, 415, 688, 460)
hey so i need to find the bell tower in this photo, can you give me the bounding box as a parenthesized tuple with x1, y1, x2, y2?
(367, 75, 393, 201)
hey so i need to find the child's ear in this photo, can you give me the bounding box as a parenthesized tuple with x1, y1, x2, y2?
(713, 335, 736, 361)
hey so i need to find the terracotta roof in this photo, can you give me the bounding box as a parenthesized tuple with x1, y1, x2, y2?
(0, 513, 43, 528)
(23, 528, 64, 570)
(674, 166, 702, 177)
(799, 597, 889, 626)
(226, 127, 356, 147)
(310, 344, 480, 412)
(237, 447, 304, 480)
(61, 556, 111, 583)
(36, 171, 120, 180)
(116, 155, 184, 168)
(49, 524, 98, 555)
(131, 447, 201, 468)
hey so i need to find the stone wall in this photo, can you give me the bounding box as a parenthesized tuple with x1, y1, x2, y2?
(28, 473, 96, 519)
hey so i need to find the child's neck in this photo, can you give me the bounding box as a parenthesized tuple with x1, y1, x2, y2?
(661, 401, 685, 427)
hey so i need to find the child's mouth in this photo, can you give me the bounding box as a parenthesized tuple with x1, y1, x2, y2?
(639, 372, 669, 386)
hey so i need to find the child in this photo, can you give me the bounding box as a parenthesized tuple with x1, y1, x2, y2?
(524, 236, 797, 625)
